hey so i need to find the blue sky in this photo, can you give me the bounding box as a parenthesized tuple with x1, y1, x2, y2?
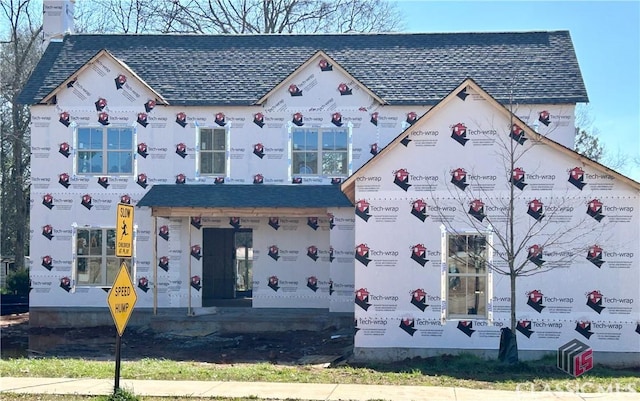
(394, 0, 640, 181)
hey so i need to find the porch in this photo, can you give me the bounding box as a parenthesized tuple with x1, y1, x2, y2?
(29, 305, 354, 334)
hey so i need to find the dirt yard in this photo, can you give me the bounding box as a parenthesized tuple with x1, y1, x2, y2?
(1, 313, 354, 364)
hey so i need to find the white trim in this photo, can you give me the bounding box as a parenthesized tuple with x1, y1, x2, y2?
(287, 122, 293, 181)
(347, 122, 354, 176)
(486, 226, 494, 324)
(195, 126, 201, 178)
(440, 224, 447, 324)
(71, 222, 78, 293)
(225, 121, 231, 179)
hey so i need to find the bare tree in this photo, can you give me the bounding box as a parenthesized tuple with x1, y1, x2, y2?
(75, 0, 403, 34)
(0, 0, 43, 269)
(433, 88, 610, 361)
(74, 0, 186, 34)
(574, 103, 631, 173)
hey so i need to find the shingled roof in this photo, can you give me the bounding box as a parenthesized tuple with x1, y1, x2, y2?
(19, 31, 588, 106)
(137, 184, 353, 209)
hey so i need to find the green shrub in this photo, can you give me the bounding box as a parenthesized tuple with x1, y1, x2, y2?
(5, 268, 29, 295)
(101, 388, 139, 401)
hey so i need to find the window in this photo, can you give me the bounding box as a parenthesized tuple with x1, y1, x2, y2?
(445, 233, 489, 319)
(76, 228, 126, 286)
(199, 127, 227, 175)
(235, 230, 253, 294)
(77, 127, 134, 175)
(292, 127, 349, 176)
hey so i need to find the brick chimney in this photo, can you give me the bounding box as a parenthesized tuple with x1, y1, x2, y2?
(42, 0, 75, 50)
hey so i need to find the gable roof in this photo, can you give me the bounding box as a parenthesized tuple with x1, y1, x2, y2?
(41, 49, 169, 105)
(137, 184, 352, 217)
(256, 50, 386, 105)
(19, 31, 588, 106)
(341, 78, 640, 203)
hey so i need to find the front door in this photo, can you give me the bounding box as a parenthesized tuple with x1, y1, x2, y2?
(202, 228, 253, 306)
(202, 228, 235, 305)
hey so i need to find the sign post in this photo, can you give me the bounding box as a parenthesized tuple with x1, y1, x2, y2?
(110, 203, 136, 393)
(107, 261, 137, 392)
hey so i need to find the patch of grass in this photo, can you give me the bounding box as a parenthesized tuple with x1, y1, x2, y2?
(1, 396, 264, 401)
(1, 354, 638, 393)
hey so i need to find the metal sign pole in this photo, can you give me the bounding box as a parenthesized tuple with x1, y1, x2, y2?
(114, 332, 122, 393)
(112, 204, 136, 393)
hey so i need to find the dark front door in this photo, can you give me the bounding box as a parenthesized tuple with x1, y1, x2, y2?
(202, 228, 235, 305)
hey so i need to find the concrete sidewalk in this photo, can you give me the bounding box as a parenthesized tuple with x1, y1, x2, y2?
(2, 377, 639, 400)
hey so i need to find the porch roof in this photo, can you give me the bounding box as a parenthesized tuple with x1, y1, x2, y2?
(136, 184, 353, 217)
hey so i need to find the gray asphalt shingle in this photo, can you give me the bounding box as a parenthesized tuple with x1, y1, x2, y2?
(136, 184, 353, 208)
(18, 31, 588, 106)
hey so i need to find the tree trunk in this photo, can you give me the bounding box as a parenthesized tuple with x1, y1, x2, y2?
(11, 103, 26, 271)
(510, 272, 517, 333)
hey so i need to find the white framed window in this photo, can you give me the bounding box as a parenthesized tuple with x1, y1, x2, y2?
(74, 227, 129, 286)
(76, 126, 134, 175)
(291, 126, 350, 176)
(198, 127, 228, 176)
(444, 232, 491, 320)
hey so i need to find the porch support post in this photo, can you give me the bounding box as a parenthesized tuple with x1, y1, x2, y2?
(188, 216, 192, 316)
(153, 215, 158, 315)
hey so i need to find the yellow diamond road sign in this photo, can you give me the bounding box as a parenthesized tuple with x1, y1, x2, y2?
(107, 262, 137, 336)
(116, 203, 134, 257)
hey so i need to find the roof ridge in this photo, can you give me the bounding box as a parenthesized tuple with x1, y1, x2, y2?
(65, 30, 570, 38)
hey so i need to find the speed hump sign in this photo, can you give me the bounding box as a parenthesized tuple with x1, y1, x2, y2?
(116, 203, 134, 257)
(107, 262, 138, 336)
